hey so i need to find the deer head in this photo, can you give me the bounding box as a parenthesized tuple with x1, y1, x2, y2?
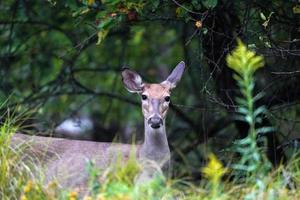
(121, 61, 185, 129)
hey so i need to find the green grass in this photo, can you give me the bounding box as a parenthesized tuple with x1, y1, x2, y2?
(1, 125, 300, 200)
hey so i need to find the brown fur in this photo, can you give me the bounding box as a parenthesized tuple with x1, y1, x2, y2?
(11, 133, 139, 190)
(142, 84, 171, 99)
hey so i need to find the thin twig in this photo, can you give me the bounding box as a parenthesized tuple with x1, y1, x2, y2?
(271, 70, 300, 75)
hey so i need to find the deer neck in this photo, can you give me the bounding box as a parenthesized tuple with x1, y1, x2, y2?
(140, 119, 170, 163)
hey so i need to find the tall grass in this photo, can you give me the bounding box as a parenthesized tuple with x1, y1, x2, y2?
(0, 107, 58, 200)
(1, 41, 300, 199)
(0, 112, 33, 199)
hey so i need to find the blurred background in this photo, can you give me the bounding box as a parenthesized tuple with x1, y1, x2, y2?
(0, 0, 299, 176)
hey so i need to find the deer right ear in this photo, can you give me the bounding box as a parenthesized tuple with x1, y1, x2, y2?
(121, 68, 144, 93)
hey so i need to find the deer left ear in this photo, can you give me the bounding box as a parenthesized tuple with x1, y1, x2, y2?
(162, 61, 185, 89)
(121, 68, 144, 93)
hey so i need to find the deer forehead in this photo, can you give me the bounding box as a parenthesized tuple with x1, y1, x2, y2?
(143, 84, 171, 99)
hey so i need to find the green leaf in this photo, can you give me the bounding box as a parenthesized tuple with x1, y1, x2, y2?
(72, 7, 90, 17)
(97, 17, 113, 29)
(202, 27, 208, 35)
(253, 92, 265, 102)
(192, 0, 202, 9)
(236, 97, 247, 106)
(260, 12, 266, 21)
(245, 115, 253, 124)
(253, 105, 267, 118)
(237, 137, 252, 145)
(233, 115, 248, 122)
(237, 107, 248, 115)
(252, 152, 260, 162)
(256, 127, 275, 135)
(150, 0, 160, 11)
(293, 5, 300, 14)
(255, 116, 263, 123)
(203, 0, 218, 9)
(96, 30, 109, 45)
(233, 164, 250, 171)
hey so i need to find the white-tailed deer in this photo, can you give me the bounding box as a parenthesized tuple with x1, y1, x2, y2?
(11, 61, 185, 189)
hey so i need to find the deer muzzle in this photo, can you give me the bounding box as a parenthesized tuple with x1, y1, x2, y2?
(148, 115, 163, 129)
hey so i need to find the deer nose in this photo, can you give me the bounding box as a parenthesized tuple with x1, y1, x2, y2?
(148, 116, 163, 129)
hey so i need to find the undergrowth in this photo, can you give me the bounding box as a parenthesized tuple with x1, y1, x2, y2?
(1, 41, 300, 199)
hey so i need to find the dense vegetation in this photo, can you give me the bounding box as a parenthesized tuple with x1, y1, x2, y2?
(0, 0, 300, 199)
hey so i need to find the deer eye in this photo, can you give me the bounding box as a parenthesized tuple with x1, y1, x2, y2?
(141, 95, 148, 100)
(164, 96, 170, 102)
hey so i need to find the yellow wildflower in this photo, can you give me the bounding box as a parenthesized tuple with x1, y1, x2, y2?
(88, 0, 95, 5)
(226, 39, 264, 76)
(202, 153, 227, 184)
(96, 194, 106, 200)
(20, 195, 28, 200)
(83, 196, 93, 200)
(195, 20, 202, 28)
(69, 191, 78, 200)
(23, 180, 33, 193)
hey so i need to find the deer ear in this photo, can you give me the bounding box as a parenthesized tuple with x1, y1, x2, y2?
(162, 61, 185, 89)
(121, 68, 144, 93)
